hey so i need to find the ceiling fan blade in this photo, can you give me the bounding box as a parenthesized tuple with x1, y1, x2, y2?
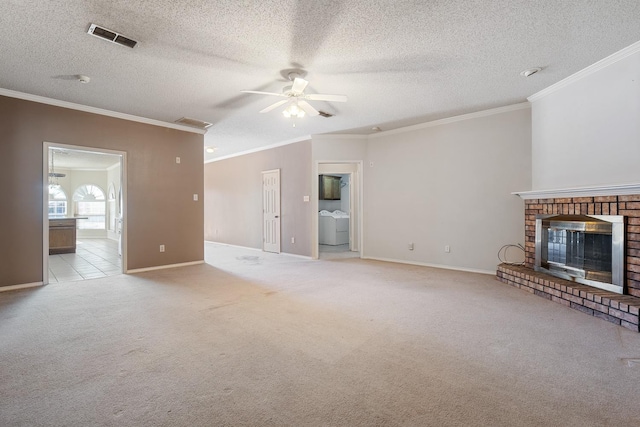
(291, 77, 309, 93)
(241, 90, 286, 97)
(298, 100, 319, 116)
(259, 99, 289, 113)
(305, 93, 348, 102)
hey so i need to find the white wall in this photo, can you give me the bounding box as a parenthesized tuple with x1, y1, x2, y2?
(363, 106, 532, 273)
(531, 44, 640, 190)
(312, 135, 367, 162)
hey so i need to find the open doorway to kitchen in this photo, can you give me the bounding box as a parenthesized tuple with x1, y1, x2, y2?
(314, 162, 362, 260)
(43, 143, 127, 284)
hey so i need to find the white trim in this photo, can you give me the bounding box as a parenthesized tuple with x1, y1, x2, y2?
(205, 241, 312, 259)
(0, 88, 206, 134)
(368, 103, 530, 138)
(262, 168, 281, 254)
(0, 282, 44, 292)
(205, 135, 311, 163)
(312, 161, 364, 260)
(127, 260, 204, 273)
(43, 144, 49, 284)
(361, 256, 495, 276)
(281, 252, 313, 260)
(528, 40, 640, 102)
(205, 241, 263, 252)
(312, 134, 368, 141)
(43, 142, 129, 281)
(513, 183, 640, 200)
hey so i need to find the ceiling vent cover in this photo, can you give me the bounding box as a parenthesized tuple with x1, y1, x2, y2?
(175, 117, 213, 129)
(88, 24, 137, 48)
(318, 111, 334, 118)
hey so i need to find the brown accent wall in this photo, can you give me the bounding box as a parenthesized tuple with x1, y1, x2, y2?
(0, 95, 204, 287)
(524, 195, 640, 297)
(204, 141, 312, 257)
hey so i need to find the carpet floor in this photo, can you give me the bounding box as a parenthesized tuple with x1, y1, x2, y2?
(1, 243, 640, 426)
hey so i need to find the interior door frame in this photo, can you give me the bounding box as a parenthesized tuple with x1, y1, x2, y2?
(42, 142, 128, 284)
(312, 161, 363, 260)
(262, 168, 281, 253)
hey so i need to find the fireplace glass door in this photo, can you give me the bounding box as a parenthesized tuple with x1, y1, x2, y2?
(536, 214, 624, 294)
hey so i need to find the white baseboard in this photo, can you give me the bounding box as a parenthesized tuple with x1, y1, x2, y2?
(205, 241, 262, 252)
(0, 281, 44, 292)
(127, 260, 204, 274)
(360, 256, 495, 276)
(205, 241, 312, 259)
(281, 252, 312, 260)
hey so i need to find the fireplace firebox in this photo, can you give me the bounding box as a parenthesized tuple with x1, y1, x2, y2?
(535, 215, 624, 294)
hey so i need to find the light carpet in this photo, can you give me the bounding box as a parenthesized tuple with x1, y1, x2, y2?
(1, 242, 639, 426)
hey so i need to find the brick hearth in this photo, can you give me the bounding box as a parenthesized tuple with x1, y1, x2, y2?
(495, 193, 640, 331)
(497, 264, 640, 332)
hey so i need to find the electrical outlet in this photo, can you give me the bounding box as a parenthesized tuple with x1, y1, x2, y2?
(159, 244, 165, 252)
(291, 237, 295, 244)
(303, 196, 310, 202)
(445, 245, 450, 253)
(408, 242, 414, 251)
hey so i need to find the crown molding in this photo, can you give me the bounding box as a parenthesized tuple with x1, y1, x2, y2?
(513, 183, 640, 200)
(0, 88, 207, 134)
(312, 134, 368, 141)
(528, 40, 640, 102)
(368, 103, 531, 138)
(205, 135, 311, 163)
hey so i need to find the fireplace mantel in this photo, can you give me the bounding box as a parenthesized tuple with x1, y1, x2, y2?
(513, 183, 640, 200)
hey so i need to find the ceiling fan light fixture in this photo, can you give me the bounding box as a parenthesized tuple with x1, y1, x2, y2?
(282, 103, 305, 118)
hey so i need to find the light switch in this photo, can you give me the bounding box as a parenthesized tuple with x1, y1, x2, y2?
(193, 194, 198, 201)
(176, 157, 181, 164)
(303, 195, 310, 202)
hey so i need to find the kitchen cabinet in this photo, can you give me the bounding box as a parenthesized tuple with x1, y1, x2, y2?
(49, 218, 77, 254)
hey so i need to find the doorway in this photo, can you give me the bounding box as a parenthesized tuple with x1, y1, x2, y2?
(314, 162, 362, 260)
(262, 169, 281, 253)
(43, 143, 127, 284)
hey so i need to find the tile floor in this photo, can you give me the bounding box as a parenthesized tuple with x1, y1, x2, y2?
(319, 244, 360, 259)
(48, 238, 122, 283)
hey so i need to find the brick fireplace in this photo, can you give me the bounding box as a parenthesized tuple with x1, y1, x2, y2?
(497, 192, 640, 332)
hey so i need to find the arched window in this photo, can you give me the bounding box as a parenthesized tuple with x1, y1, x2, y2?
(73, 184, 106, 230)
(48, 186, 67, 217)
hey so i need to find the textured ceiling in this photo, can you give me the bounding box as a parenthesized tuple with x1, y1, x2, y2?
(2, 1, 640, 161)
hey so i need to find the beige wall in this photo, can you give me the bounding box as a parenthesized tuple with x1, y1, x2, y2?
(204, 141, 312, 257)
(363, 106, 532, 273)
(0, 95, 204, 287)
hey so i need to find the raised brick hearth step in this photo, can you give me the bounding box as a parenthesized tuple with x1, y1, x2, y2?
(497, 264, 640, 332)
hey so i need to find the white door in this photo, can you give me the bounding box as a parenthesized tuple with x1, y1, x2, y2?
(262, 169, 281, 253)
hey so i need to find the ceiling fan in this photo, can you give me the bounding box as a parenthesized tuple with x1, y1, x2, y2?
(241, 71, 347, 118)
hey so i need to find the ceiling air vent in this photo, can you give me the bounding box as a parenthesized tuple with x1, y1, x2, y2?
(318, 111, 334, 118)
(88, 24, 138, 48)
(174, 117, 213, 129)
